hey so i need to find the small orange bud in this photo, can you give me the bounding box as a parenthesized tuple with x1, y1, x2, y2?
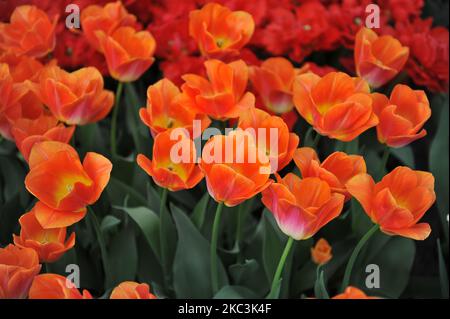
(311, 238, 332, 265)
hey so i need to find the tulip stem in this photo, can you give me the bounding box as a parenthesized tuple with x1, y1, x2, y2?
(268, 236, 294, 299)
(87, 206, 111, 289)
(110, 81, 124, 158)
(211, 201, 224, 295)
(341, 224, 379, 292)
(159, 187, 171, 292)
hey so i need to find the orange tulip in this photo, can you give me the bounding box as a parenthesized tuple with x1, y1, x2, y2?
(293, 72, 378, 141)
(332, 286, 377, 299)
(81, 1, 139, 52)
(311, 238, 332, 265)
(249, 57, 297, 114)
(110, 281, 157, 299)
(0, 52, 45, 82)
(11, 113, 75, 162)
(25, 141, 112, 228)
(0, 244, 41, 299)
(29, 274, 92, 299)
(97, 26, 156, 82)
(200, 130, 272, 207)
(0, 54, 46, 135)
(238, 108, 299, 173)
(0, 63, 27, 139)
(13, 207, 75, 263)
(137, 129, 203, 191)
(32, 65, 114, 125)
(181, 59, 255, 120)
(346, 166, 435, 240)
(0, 5, 57, 58)
(139, 78, 210, 137)
(293, 147, 366, 200)
(261, 175, 345, 240)
(372, 84, 431, 148)
(354, 27, 409, 88)
(189, 2, 254, 59)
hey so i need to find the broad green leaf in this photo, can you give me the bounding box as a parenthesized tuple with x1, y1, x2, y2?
(214, 285, 259, 299)
(191, 192, 210, 229)
(114, 205, 161, 261)
(391, 146, 415, 168)
(229, 259, 268, 295)
(108, 225, 138, 287)
(172, 206, 228, 298)
(437, 240, 449, 298)
(352, 233, 415, 298)
(429, 99, 449, 240)
(100, 215, 121, 234)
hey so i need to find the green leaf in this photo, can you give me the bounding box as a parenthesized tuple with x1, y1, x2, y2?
(100, 215, 121, 234)
(229, 259, 268, 296)
(437, 240, 449, 298)
(314, 268, 330, 299)
(114, 205, 161, 261)
(352, 233, 415, 298)
(108, 225, 138, 287)
(191, 192, 210, 229)
(391, 146, 415, 168)
(124, 83, 145, 154)
(214, 285, 259, 299)
(262, 210, 284, 283)
(172, 206, 228, 298)
(108, 177, 147, 207)
(429, 99, 449, 240)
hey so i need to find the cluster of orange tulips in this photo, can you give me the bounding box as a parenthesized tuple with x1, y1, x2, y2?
(0, 1, 440, 300)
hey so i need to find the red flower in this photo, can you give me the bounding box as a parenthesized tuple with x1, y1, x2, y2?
(396, 18, 449, 93)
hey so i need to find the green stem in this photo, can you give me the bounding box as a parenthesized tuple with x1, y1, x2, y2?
(312, 131, 321, 148)
(87, 206, 111, 289)
(210, 201, 224, 295)
(159, 188, 170, 289)
(268, 237, 295, 299)
(160, 188, 168, 216)
(110, 82, 124, 158)
(341, 224, 379, 292)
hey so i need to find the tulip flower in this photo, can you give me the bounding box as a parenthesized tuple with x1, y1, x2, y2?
(341, 167, 435, 291)
(262, 174, 344, 298)
(332, 286, 377, 299)
(0, 63, 28, 139)
(81, 1, 139, 52)
(32, 65, 114, 125)
(28, 274, 92, 299)
(0, 53, 45, 83)
(354, 27, 409, 88)
(200, 130, 272, 207)
(293, 72, 378, 141)
(311, 238, 332, 266)
(238, 108, 299, 173)
(181, 59, 255, 120)
(0, 5, 57, 58)
(372, 84, 431, 148)
(249, 57, 297, 114)
(262, 175, 345, 240)
(137, 129, 203, 192)
(346, 166, 435, 240)
(13, 207, 76, 263)
(139, 78, 210, 137)
(110, 281, 157, 299)
(0, 244, 41, 299)
(200, 129, 271, 294)
(293, 147, 366, 200)
(189, 2, 255, 59)
(97, 26, 156, 82)
(11, 113, 75, 162)
(25, 141, 112, 228)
